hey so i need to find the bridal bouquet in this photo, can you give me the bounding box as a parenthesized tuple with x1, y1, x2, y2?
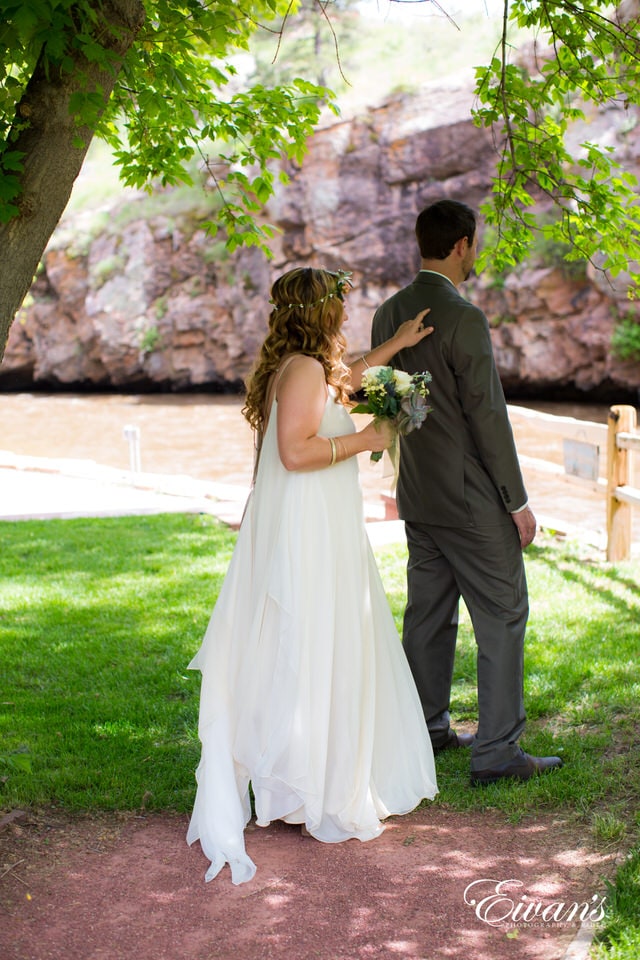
(351, 365, 433, 462)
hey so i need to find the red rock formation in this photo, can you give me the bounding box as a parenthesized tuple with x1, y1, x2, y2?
(1, 81, 638, 399)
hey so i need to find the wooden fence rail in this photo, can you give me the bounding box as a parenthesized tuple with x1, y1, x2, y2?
(507, 403, 638, 562)
(607, 404, 639, 561)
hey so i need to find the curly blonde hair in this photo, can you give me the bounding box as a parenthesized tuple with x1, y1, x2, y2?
(242, 267, 352, 434)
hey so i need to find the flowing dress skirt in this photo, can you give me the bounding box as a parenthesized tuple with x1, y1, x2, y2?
(187, 394, 437, 883)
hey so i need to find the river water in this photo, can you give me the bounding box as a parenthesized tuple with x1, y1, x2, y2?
(1, 392, 255, 486)
(0, 392, 613, 481)
(1, 392, 637, 547)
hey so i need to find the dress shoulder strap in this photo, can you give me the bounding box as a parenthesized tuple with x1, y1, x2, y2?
(253, 355, 305, 485)
(264, 354, 309, 418)
(256, 355, 329, 477)
(274, 354, 303, 394)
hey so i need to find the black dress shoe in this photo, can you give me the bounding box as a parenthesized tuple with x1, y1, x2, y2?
(432, 730, 475, 754)
(471, 751, 563, 787)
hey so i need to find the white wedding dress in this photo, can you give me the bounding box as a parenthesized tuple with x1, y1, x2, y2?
(186, 389, 437, 884)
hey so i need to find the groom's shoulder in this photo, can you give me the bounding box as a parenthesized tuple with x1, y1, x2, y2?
(377, 276, 432, 312)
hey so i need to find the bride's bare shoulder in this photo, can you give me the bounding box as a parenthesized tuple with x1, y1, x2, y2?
(283, 353, 323, 371)
(276, 355, 327, 404)
(278, 354, 324, 384)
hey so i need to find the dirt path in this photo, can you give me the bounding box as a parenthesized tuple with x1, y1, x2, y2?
(1, 806, 619, 960)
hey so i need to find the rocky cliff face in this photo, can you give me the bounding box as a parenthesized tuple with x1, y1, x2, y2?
(2, 79, 639, 400)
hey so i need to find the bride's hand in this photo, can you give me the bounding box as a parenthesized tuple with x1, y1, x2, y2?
(393, 309, 433, 349)
(360, 417, 396, 453)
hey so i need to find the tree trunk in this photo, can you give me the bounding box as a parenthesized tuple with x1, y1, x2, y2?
(0, 0, 145, 363)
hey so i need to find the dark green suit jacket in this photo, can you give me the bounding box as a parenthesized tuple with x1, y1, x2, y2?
(371, 271, 527, 526)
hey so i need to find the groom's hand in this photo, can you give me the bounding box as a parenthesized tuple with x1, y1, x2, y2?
(511, 506, 537, 549)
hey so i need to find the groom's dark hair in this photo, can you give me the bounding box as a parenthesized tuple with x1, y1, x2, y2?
(415, 200, 477, 260)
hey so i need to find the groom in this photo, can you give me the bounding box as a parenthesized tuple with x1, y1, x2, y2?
(371, 199, 563, 786)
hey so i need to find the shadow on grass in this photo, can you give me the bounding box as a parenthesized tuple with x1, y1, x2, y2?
(0, 514, 237, 812)
(379, 536, 640, 819)
(2, 521, 639, 824)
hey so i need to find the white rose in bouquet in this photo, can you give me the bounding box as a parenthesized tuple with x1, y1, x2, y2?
(392, 370, 413, 395)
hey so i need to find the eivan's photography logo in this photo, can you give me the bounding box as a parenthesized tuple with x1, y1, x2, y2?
(463, 878, 607, 927)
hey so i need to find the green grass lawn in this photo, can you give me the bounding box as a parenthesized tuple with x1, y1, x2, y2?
(1, 513, 639, 955)
(0, 514, 235, 812)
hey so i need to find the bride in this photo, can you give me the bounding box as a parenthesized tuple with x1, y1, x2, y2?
(187, 266, 438, 884)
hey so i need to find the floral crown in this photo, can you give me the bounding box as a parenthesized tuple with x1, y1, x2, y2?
(270, 269, 353, 310)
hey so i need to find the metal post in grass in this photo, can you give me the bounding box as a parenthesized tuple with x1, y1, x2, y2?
(123, 424, 142, 483)
(606, 405, 637, 562)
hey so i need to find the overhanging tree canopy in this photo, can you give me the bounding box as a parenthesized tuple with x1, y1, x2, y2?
(0, 0, 639, 365)
(473, 0, 640, 285)
(0, 0, 333, 361)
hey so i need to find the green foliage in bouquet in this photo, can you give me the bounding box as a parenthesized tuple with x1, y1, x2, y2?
(351, 365, 433, 462)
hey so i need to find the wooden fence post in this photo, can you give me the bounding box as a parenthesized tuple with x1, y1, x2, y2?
(606, 404, 637, 562)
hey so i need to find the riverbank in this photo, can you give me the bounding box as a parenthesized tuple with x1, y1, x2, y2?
(1, 392, 637, 554)
(0, 450, 407, 547)
(2, 447, 637, 557)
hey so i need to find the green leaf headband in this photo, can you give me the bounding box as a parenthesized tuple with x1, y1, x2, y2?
(270, 269, 353, 310)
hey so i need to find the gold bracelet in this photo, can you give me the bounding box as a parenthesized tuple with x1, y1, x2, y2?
(360, 354, 370, 369)
(329, 437, 337, 466)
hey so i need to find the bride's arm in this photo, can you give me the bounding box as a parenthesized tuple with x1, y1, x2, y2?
(348, 308, 433, 394)
(277, 356, 393, 471)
